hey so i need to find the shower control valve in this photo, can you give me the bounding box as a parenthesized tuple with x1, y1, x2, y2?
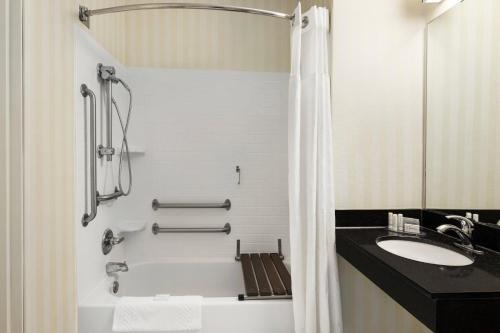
(102, 228, 124, 255)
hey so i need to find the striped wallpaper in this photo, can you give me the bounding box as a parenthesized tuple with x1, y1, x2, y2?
(1, 2, 9, 331)
(426, 0, 500, 209)
(1, 1, 23, 332)
(23, 1, 122, 332)
(83, 0, 127, 60)
(331, 0, 428, 209)
(85, 0, 330, 71)
(23, 0, 76, 331)
(123, 0, 295, 71)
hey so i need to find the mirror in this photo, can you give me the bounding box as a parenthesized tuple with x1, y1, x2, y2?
(425, 0, 500, 225)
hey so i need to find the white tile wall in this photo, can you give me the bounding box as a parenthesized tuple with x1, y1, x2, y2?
(120, 68, 290, 262)
(75, 27, 290, 302)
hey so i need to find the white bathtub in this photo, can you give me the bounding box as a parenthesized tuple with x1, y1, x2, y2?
(78, 261, 294, 333)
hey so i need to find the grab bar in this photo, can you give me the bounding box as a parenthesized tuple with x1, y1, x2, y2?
(81, 84, 98, 227)
(152, 199, 231, 211)
(152, 223, 231, 235)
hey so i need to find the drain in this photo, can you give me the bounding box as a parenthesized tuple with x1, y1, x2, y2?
(111, 280, 119, 294)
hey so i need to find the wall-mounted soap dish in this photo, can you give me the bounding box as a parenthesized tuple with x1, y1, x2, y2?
(113, 220, 147, 233)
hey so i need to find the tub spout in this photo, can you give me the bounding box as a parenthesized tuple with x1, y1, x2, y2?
(106, 261, 129, 275)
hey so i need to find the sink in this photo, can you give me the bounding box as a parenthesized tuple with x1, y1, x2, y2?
(376, 237, 473, 266)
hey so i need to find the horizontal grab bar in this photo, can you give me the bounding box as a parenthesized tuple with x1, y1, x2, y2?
(152, 199, 231, 210)
(152, 223, 231, 235)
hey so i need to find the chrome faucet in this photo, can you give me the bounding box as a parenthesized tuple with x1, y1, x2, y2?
(437, 224, 483, 254)
(106, 261, 129, 275)
(445, 215, 475, 237)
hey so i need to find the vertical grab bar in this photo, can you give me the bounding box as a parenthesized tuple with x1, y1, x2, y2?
(81, 84, 98, 227)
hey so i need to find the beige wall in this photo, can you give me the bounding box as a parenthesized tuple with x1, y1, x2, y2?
(338, 256, 431, 333)
(426, 0, 500, 209)
(23, 0, 76, 331)
(84, 0, 330, 71)
(0, 0, 23, 332)
(22, 1, 123, 332)
(331, 0, 461, 209)
(122, 0, 294, 71)
(83, 0, 127, 61)
(331, 0, 430, 209)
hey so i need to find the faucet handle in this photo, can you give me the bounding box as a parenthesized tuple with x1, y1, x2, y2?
(102, 229, 125, 255)
(446, 215, 474, 237)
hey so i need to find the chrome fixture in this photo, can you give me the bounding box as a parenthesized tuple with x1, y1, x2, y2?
(238, 294, 293, 301)
(152, 199, 231, 210)
(235, 239, 284, 261)
(277, 239, 284, 260)
(446, 215, 474, 238)
(437, 224, 483, 254)
(97, 64, 116, 161)
(79, 3, 294, 28)
(80, 65, 133, 227)
(98, 188, 123, 204)
(235, 239, 241, 261)
(97, 63, 133, 199)
(236, 166, 241, 185)
(106, 261, 129, 275)
(111, 280, 120, 294)
(80, 84, 98, 227)
(152, 222, 231, 235)
(102, 229, 125, 255)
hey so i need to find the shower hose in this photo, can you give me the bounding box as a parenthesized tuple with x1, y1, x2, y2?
(111, 79, 133, 197)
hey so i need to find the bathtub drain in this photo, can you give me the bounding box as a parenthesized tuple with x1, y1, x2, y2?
(111, 280, 119, 294)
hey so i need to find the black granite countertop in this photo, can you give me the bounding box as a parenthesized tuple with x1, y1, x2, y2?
(337, 227, 500, 333)
(338, 227, 500, 297)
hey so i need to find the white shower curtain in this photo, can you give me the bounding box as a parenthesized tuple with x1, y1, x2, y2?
(288, 4, 343, 333)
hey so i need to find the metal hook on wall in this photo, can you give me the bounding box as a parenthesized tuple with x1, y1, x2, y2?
(236, 166, 241, 185)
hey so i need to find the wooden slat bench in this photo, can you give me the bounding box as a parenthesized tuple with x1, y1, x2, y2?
(238, 250, 292, 300)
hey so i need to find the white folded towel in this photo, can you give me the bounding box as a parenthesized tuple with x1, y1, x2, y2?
(112, 296, 202, 332)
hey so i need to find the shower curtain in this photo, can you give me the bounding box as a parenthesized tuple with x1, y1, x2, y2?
(288, 4, 343, 333)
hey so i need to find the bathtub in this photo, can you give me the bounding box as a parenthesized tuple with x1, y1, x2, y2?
(78, 261, 294, 333)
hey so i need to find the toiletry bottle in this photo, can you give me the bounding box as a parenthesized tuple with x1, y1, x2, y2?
(397, 214, 404, 232)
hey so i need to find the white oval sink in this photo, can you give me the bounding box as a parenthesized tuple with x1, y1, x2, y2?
(377, 239, 473, 266)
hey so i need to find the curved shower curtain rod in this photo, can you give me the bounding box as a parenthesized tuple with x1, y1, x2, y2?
(79, 3, 296, 28)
